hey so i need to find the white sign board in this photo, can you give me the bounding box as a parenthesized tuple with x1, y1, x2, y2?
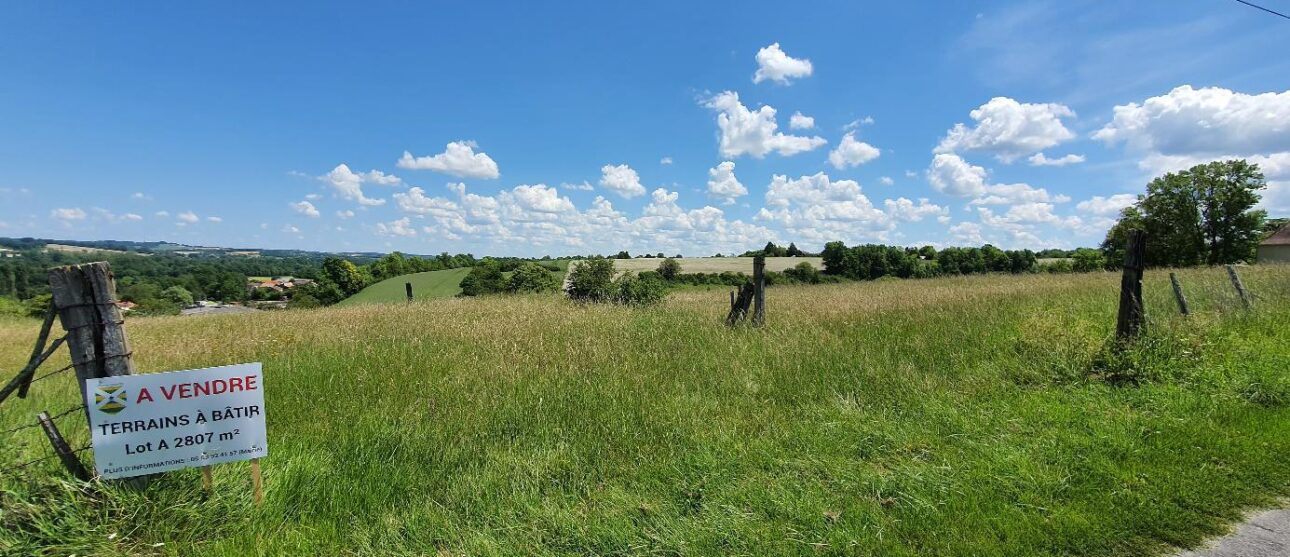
(84, 363, 267, 479)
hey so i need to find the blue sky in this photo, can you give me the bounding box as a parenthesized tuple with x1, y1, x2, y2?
(2, 1, 1288, 256)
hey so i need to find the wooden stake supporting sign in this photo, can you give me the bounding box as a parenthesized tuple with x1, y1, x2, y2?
(251, 458, 264, 506)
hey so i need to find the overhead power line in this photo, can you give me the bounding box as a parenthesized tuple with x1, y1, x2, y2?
(1233, 0, 1290, 20)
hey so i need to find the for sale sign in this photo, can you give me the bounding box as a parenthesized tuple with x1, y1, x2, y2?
(84, 363, 267, 479)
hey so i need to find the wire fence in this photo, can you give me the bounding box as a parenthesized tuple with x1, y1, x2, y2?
(0, 403, 88, 480)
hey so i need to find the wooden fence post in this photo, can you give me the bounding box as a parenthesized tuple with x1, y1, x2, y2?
(725, 283, 755, 326)
(1169, 272, 1190, 316)
(752, 256, 766, 327)
(47, 262, 137, 422)
(1225, 265, 1251, 308)
(405, 282, 414, 303)
(1116, 230, 1147, 340)
(37, 410, 90, 481)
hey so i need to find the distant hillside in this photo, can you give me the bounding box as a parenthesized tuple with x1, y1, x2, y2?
(0, 236, 388, 262)
(337, 268, 474, 306)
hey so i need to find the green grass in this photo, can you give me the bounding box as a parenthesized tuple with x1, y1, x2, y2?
(338, 267, 474, 306)
(2, 266, 1289, 556)
(340, 262, 570, 306)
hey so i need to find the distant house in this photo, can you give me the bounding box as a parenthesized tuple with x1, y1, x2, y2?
(1259, 223, 1290, 263)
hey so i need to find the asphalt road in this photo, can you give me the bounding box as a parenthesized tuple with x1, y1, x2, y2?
(1176, 505, 1290, 557)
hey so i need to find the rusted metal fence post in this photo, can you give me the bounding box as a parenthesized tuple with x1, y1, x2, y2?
(1116, 230, 1147, 340)
(1169, 272, 1190, 316)
(752, 255, 766, 327)
(1225, 265, 1251, 309)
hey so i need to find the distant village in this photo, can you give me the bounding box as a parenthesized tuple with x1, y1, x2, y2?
(113, 276, 318, 316)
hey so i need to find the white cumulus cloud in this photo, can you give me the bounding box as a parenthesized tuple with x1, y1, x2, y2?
(397, 141, 501, 179)
(706, 161, 747, 205)
(927, 154, 989, 197)
(1076, 194, 1138, 216)
(1094, 86, 1290, 156)
(789, 112, 815, 129)
(599, 164, 646, 198)
(290, 200, 320, 218)
(753, 43, 813, 85)
(322, 164, 388, 206)
(1028, 153, 1086, 167)
(937, 97, 1076, 163)
(756, 172, 946, 244)
(703, 91, 826, 158)
(376, 217, 417, 237)
(828, 133, 881, 169)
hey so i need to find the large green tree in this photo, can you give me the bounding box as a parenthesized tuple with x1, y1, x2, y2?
(1102, 160, 1266, 267)
(321, 257, 367, 296)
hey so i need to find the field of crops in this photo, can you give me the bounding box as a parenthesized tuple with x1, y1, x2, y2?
(2, 265, 1289, 555)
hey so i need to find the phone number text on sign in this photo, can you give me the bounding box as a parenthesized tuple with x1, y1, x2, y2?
(85, 363, 267, 479)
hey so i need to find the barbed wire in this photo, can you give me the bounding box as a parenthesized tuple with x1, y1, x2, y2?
(0, 445, 91, 479)
(0, 404, 86, 436)
(28, 362, 76, 384)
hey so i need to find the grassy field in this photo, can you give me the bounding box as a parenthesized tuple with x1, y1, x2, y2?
(337, 267, 473, 306)
(2, 266, 1289, 555)
(608, 256, 824, 274)
(341, 262, 570, 306)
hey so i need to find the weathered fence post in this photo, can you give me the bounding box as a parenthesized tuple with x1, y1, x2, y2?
(48, 262, 152, 485)
(1225, 265, 1251, 309)
(725, 283, 755, 326)
(405, 282, 414, 303)
(752, 255, 766, 327)
(1169, 272, 1190, 316)
(1116, 230, 1147, 340)
(47, 262, 137, 421)
(37, 410, 91, 481)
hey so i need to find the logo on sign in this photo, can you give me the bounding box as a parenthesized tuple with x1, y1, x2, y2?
(94, 383, 128, 414)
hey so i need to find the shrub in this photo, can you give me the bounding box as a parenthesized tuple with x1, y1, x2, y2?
(656, 258, 681, 281)
(1040, 259, 1074, 274)
(613, 273, 667, 306)
(783, 261, 820, 284)
(507, 263, 560, 293)
(567, 258, 616, 302)
(1071, 248, 1105, 272)
(24, 293, 52, 317)
(162, 285, 195, 307)
(289, 293, 322, 309)
(132, 297, 181, 316)
(460, 262, 507, 296)
(0, 296, 25, 318)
